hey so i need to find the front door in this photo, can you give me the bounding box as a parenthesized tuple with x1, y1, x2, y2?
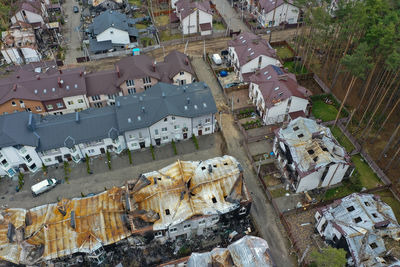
(100, 148, 106, 154)
(56, 156, 63, 163)
(183, 133, 188, 139)
(139, 142, 145, 149)
(198, 130, 202, 136)
(155, 138, 161, 146)
(20, 164, 29, 172)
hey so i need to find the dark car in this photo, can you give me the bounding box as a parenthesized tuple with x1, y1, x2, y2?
(73, 6, 79, 13)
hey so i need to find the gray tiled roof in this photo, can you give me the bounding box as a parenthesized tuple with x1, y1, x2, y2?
(89, 38, 113, 53)
(116, 82, 217, 132)
(0, 82, 217, 151)
(90, 10, 139, 37)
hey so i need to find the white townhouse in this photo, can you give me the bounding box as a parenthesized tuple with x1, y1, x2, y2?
(273, 117, 352, 193)
(175, 0, 213, 35)
(0, 82, 217, 177)
(11, 0, 48, 28)
(255, 0, 300, 27)
(249, 65, 311, 125)
(228, 32, 281, 82)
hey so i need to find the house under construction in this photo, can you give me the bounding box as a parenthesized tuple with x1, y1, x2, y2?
(0, 155, 251, 265)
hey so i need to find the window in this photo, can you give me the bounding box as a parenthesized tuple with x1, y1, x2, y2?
(126, 80, 135, 87)
(239, 206, 247, 215)
(169, 228, 177, 233)
(183, 224, 191, 230)
(205, 127, 210, 132)
(56, 102, 63, 108)
(154, 231, 163, 238)
(131, 142, 138, 148)
(347, 206, 355, 212)
(25, 154, 32, 163)
(144, 85, 151, 90)
(128, 134, 134, 139)
(174, 125, 180, 130)
(44, 158, 52, 163)
(70, 147, 77, 153)
(364, 202, 370, 206)
(205, 118, 211, 123)
(110, 30, 114, 34)
(212, 217, 219, 222)
(88, 149, 95, 154)
(29, 163, 37, 170)
(94, 102, 103, 108)
(162, 136, 168, 140)
(162, 127, 167, 132)
(307, 149, 314, 155)
(138, 132, 143, 138)
(164, 118, 168, 122)
(25, 108, 31, 112)
(297, 134, 304, 138)
(143, 77, 151, 84)
(92, 95, 100, 101)
(354, 217, 362, 223)
(165, 209, 170, 215)
(47, 104, 54, 110)
(321, 221, 328, 232)
(212, 197, 217, 203)
(19, 100, 24, 104)
(180, 71, 184, 75)
(372, 213, 378, 218)
(293, 126, 299, 131)
(67, 101, 74, 105)
(19, 147, 27, 154)
(172, 116, 175, 120)
(78, 99, 84, 104)
(154, 129, 159, 135)
(11, 101, 16, 106)
(370, 242, 378, 249)
(199, 220, 205, 225)
(128, 88, 136, 94)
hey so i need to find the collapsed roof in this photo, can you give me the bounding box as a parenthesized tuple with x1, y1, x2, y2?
(0, 156, 250, 265)
(275, 117, 351, 177)
(126, 155, 251, 231)
(186, 235, 274, 267)
(317, 193, 400, 267)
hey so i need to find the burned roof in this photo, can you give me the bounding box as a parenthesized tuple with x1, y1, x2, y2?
(275, 117, 350, 176)
(126, 156, 250, 231)
(249, 64, 310, 107)
(0, 187, 131, 265)
(116, 82, 217, 132)
(317, 193, 400, 267)
(0, 67, 87, 104)
(228, 32, 278, 66)
(175, 0, 213, 20)
(187, 235, 274, 267)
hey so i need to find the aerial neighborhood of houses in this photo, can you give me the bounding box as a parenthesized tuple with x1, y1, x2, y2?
(0, 0, 400, 266)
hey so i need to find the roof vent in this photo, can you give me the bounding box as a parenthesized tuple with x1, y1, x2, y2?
(66, 85, 70, 90)
(116, 101, 120, 107)
(27, 113, 35, 131)
(52, 88, 56, 92)
(194, 104, 198, 109)
(267, 75, 272, 80)
(75, 112, 79, 123)
(274, 86, 279, 91)
(43, 89, 47, 94)
(12, 84, 17, 91)
(142, 106, 145, 113)
(34, 89, 38, 94)
(186, 97, 190, 104)
(36, 75, 40, 80)
(184, 105, 188, 110)
(139, 96, 143, 102)
(162, 92, 166, 98)
(203, 102, 207, 108)
(137, 116, 141, 121)
(74, 84, 78, 88)
(70, 211, 76, 229)
(128, 118, 132, 123)
(203, 82, 207, 88)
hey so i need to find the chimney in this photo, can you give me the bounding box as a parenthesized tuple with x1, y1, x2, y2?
(58, 77, 63, 88)
(12, 84, 17, 91)
(75, 112, 79, 123)
(36, 75, 40, 80)
(162, 92, 166, 98)
(187, 97, 190, 104)
(116, 65, 120, 78)
(185, 58, 189, 65)
(142, 106, 145, 113)
(80, 71, 83, 77)
(153, 60, 157, 72)
(16, 75, 20, 79)
(59, 69, 62, 74)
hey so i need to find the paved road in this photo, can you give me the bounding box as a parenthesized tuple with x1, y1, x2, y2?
(213, 0, 249, 32)
(62, 0, 83, 65)
(191, 56, 296, 267)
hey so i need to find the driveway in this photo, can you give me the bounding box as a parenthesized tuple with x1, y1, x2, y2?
(191, 56, 296, 267)
(213, 0, 249, 32)
(62, 0, 84, 65)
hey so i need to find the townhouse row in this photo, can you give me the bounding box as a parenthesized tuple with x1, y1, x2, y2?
(0, 51, 195, 115)
(0, 82, 217, 177)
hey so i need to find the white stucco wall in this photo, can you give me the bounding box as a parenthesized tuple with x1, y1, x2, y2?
(1, 48, 23, 64)
(0, 146, 41, 176)
(96, 27, 130, 45)
(172, 71, 194, 85)
(149, 115, 193, 145)
(296, 168, 324, 193)
(288, 96, 308, 113)
(181, 10, 212, 35)
(20, 47, 41, 63)
(240, 55, 281, 75)
(63, 95, 90, 113)
(321, 163, 349, 187)
(11, 10, 44, 25)
(258, 3, 299, 27)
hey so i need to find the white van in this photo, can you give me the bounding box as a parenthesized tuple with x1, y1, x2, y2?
(212, 54, 222, 65)
(31, 178, 57, 196)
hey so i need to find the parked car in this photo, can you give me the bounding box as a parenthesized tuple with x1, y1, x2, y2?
(225, 82, 240, 88)
(73, 6, 79, 13)
(212, 54, 222, 65)
(31, 178, 57, 196)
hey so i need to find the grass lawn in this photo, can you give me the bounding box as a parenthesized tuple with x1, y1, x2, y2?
(140, 37, 154, 47)
(128, 0, 142, 5)
(351, 154, 382, 188)
(155, 15, 169, 27)
(311, 100, 340, 122)
(374, 190, 400, 221)
(136, 24, 147, 29)
(213, 22, 226, 30)
(324, 182, 356, 201)
(283, 61, 308, 74)
(276, 46, 294, 59)
(329, 125, 355, 152)
(160, 30, 181, 41)
(269, 187, 288, 198)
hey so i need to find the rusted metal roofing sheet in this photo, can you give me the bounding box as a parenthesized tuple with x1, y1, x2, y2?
(128, 155, 248, 230)
(0, 187, 131, 265)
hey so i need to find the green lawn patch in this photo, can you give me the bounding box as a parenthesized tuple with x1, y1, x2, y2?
(324, 181, 356, 201)
(128, 0, 142, 5)
(276, 46, 294, 59)
(283, 61, 308, 74)
(213, 22, 226, 30)
(160, 30, 181, 41)
(269, 187, 288, 198)
(374, 190, 400, 221)
(312, 100, 340, 122)
(329, 125, 355, 152)
(140, 37, 154, 47)
(155, 15, 169, 26)
(136, 24, 147, 29)
(351, 154, 382, 189)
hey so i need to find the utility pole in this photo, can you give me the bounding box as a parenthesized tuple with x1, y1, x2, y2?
(219, 111, 222, 130)
(203, 40, 206, 60)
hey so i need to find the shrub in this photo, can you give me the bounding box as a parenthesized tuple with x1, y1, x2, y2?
(18, 172, 24, 189)
(128, 149, 133, 164)
(192, 134, 199, 150)
(349, 169, 363, 192)
(150, 144, 155, 160)
(81, 192, 85, 197)
(172, 139, 177, 155)
(106, 150, 112, 170)
(42, 163, 48, 173)
(85, 154, 91, 174)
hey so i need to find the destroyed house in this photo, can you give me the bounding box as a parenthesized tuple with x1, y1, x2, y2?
(315, 193, 400, 267)
(0, 156, 251, 265)
(125, 155, 251, 242)
(273, 117, 352, 193)
(160, 235, 274, 267)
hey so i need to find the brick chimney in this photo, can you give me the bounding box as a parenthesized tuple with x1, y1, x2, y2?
(153, 61, 157, 72)
(58, 77, 63, 88)
(116, 65, 120, 78)
(12, 84, 17, 91)
(37, 75, 40, 80)
(80, 71, 83, 77)
(59, 69, 62, 74)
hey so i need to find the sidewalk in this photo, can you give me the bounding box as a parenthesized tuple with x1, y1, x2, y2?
(212, 0, 250, 32)
(0, 134, 223, 209)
